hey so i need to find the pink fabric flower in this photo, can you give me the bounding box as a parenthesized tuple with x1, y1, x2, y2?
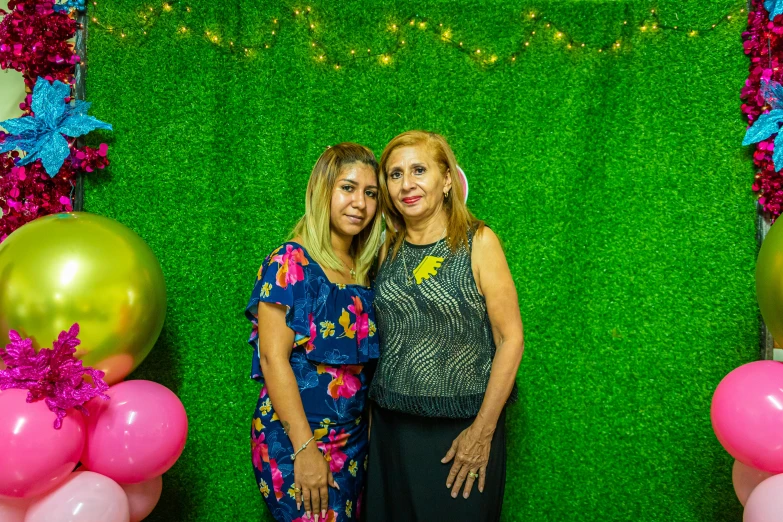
(269, 458, 285, 500)
(317, 429, 349, 473)
(322, 365, 362, 400)
(272, 245, 309, 288)
(305, 313, 316, 353)
(348, 296, 369, 341)
(251, 430, 269, 469)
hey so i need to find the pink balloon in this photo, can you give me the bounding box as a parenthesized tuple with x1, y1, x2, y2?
(711, 361, 783, 473)
(121, 475, 162, 522)
(24, 471, 129, 522)
(0, 496, 33, 522)
(733, 460, 776, 506)
(0, 389, 85, 498)
(82, 380, 188, 484)
(743, 473, 783, 521)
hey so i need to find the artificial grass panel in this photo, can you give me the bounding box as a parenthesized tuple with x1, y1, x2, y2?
(83, 1, 757, 520)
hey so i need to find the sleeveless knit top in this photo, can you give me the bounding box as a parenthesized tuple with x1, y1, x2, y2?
(369, 232, 519, 418)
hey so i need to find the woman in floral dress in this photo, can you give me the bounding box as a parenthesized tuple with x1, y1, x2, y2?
(245, 143, 383, 522)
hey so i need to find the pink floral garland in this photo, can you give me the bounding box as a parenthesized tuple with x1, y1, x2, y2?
(0, 0, 108, 242)
(743, 1, 783, 217)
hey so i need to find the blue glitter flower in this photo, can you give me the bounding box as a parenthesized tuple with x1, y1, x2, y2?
(53, 0, 86, 13)
(0, 78, 112, 177)
(765, 0, 783, 20)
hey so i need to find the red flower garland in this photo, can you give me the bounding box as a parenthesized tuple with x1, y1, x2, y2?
(0, 0, 108, 242)
(743, 1, 783, 217)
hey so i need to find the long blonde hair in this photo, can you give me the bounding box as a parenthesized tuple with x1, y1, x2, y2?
(291, 143, 383, 286)
(379, 130, 483, 259)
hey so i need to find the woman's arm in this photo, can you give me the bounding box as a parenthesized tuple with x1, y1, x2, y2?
(257, 302, 336, 522)
(442, 227, 524, 499)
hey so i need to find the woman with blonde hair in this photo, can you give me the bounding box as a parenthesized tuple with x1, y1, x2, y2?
(366, 131, 524, 521)
(244, 143, 383, 522)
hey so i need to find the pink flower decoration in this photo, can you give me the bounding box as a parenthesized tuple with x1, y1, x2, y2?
(323, 365, 362, 400)
(348, 296, 369, 341)
(317, 428, 349, 473)
(272, 245, 308, 289)
(0, 323, 110, 429)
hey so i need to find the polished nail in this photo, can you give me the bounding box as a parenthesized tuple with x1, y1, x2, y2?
(451, 491, 457, 498)
(314, 515, 319, 522)
(306, 512, 311, 520)
(446, 483, 451, 488)
(322, 510, 327, 518)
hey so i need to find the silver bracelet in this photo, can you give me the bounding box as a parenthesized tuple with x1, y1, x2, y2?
(290, 435, 315, 461)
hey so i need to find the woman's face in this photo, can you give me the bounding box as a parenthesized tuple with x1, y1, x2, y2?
(330, 162, 378, 239)
(385, 144, 451, 224)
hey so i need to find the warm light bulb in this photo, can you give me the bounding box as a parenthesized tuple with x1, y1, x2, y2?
(524, 41, 529, 46)
(163, 3, 171, 11)
(475, 49, 481, 54)
(556, 32, 562, 38)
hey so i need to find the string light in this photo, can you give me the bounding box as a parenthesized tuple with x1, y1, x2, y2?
(88, 0, 746, 67)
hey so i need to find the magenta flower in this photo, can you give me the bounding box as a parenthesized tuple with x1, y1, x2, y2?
(323, 365, 362, 400)
(272, 245, 308, 288)
(251, 430, 269, 469)
(0, 323, 110, 429)
(347, 296, 369, 341)
(317, 429, 349, 473)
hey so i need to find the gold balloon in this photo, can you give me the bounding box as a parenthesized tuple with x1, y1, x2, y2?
(0, 212, 166, 384)
(757, 216, 783, 345)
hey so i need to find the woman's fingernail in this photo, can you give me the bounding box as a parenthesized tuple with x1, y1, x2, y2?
(446, 483, 451, 488)
(451, 491, 457, 498)
(306, 512, 311, 520)
(463, 492, 469, 499)
(322, 510, 327, 518)
(314, 515, 319, 522)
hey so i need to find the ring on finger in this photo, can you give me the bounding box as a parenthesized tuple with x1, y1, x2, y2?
(468, 471, 479, 479)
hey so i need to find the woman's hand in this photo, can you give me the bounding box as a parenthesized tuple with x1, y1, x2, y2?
(441, 421, 495, 499)
(293, 444, 338, 522)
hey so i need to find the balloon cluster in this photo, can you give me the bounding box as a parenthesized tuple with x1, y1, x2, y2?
(0, 212, 184, 522)
(710, 216, 783, 519)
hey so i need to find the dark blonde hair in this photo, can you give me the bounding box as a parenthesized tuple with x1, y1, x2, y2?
(291, 143, 383, 285)
(379, 130, 483, 259)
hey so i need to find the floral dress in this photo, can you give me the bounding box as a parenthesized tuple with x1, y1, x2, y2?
(245, 242, 378, 522)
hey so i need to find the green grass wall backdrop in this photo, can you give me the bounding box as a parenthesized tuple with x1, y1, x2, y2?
(83, 1, 757, 520)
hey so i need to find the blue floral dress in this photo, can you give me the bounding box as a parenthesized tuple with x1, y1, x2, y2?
(245, 242, 378, 522)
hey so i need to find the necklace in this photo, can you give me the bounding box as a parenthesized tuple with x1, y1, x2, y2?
(342, 257, 356, 280)
(401, 227, 447, 286)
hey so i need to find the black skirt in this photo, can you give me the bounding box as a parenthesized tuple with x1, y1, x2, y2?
(364, 404, 507, 522)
